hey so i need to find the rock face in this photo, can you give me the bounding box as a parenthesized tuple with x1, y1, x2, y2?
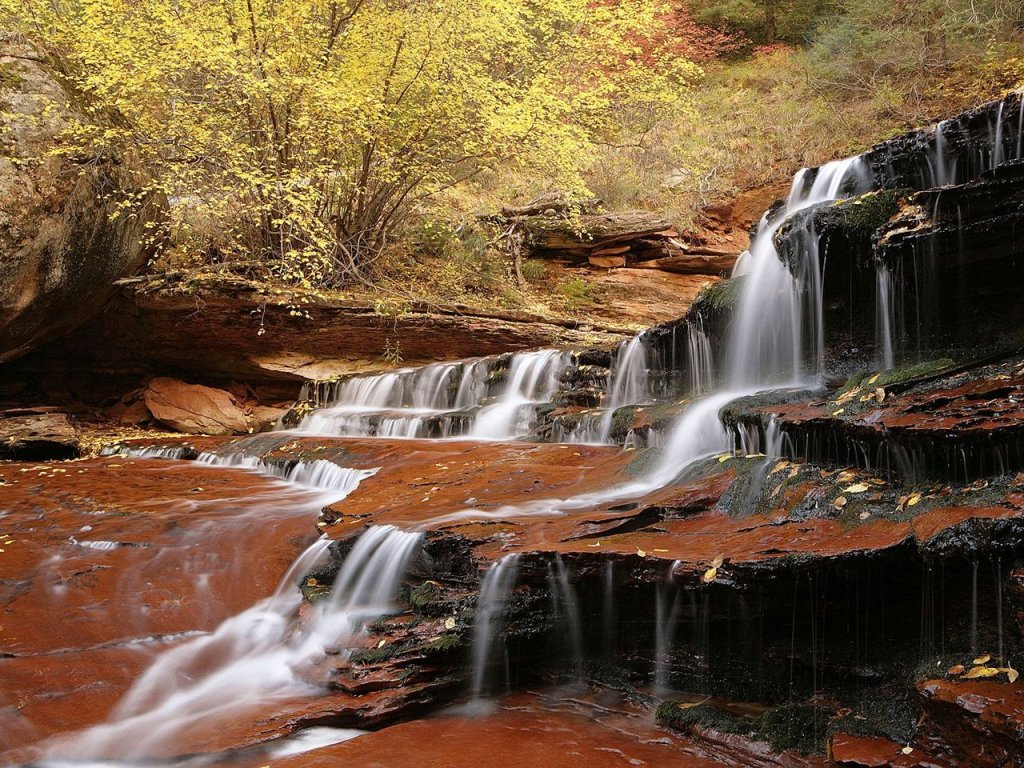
(144, 377, 250, 435)
(0, 35, 163, 364)
(0, 409, 78, 459)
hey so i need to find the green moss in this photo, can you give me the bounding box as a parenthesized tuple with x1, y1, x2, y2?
(349, 641, 406, 665)
(0, 63, 23, 91)
(426, 633, 463, 653)
(754, 704, 832, 755)
(657, 701, 751, 735)
(693, 277, 743, 314)
(872, 358, 955, 388)
(817, 189, 909, 241)
(409, 581, 449, 617)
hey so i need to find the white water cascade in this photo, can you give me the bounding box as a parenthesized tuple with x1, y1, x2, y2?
(297, 349, 572, 441)
(469, 554, 521, 701)
(51, 525, 421, 761)
(566, 335, 650, 445)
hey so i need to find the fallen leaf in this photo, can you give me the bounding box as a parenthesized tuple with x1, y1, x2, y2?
(702, 567, 717, 583)
(377, 639, 387, 648)
(834, 496, 848, 509)
(444, 617, 456, 630)
(963, 666, 1000, 679)
(902, 746, 913, 755)
(907, 493, 922, 507)
(711, 554, 725, 568)
(974, 655, 991, 665)
(859, 511, 871, 520)
(948, 664, 965, 675)
(876, 388, 886, 403)
(587, 542, 601, 548)
(1007, 667, 1019, 683)
(832, 408, 845, 416)
(637, 549, 647, 557)
(843, 483, 870, 494)
(867, 373, 880, 385)
(654, 548, 669, 553)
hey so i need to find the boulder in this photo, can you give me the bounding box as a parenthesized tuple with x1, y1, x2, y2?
(144, 378, 249, 435)
(0, 34, 163, 363)
(0, 411, 79, 460)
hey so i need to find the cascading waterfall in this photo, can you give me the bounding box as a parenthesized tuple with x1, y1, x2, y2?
(550, 556, 585, 676)
(567, 334, 650, 445)
(687, 318, 714, 395)
(654, 562, 682, 692)
(196, 451, 378, 493)
(469, 554, 520, 701)
(876, 262, 897, 370)
(52, 525, 421, 760)
(729, 157, 870, 388)
(297, 349, 571, 441)
(470, 350, 569, 439)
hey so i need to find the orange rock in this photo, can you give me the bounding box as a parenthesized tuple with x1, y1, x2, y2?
(144, 377, 249, 435)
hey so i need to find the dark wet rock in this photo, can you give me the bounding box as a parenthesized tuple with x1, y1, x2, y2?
(0, 35, 164, 364)
(915, 677, 1024, 767)
(0, 411, 78, 460)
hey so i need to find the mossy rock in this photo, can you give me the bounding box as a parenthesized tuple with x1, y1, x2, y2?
(754, 703, 833, 755)
(426, 633, 463, 654)
(410, 581, 450, 617)
(656, 701, 751, 735)
(350, 641, 407, 665)
(692, 277, 744, 316)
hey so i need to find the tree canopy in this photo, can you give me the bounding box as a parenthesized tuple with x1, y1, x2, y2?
(2, 0, 694, 286)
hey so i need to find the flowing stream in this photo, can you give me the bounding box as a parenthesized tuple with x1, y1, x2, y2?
(41, 93, 1024, 764)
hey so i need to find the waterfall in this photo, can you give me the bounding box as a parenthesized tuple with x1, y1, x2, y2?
(196, 452, 378, 493)
(469, 554, 520, 700)
(470, 350, 569, 439)
(551, 556, 584, 676)
(566, 334, 650, 445)
(876, 262, 896, 370)
(687, 318, 714, 395)
(654, 561, 682, 692)
(729, 158, 869, 388)
(50, 522, 419, 761)
(298, 350, 571, 442)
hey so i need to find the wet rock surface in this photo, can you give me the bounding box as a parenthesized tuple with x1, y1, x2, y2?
(0, 409, 79, 460)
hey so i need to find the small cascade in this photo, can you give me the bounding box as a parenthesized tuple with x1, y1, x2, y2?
(548, 557, 585, 677)
(53, 525, 422, 760)
(602, 561, 616, 659)
(195, 451, 378, 494)
(729, 158, 869, 387)
(298, 350, 571, 441)
(875, 262, 897, 369)
(653, 561, 681, 692)
(471, 350, 570, 439)
(566, 334, 650, 445)
(687, 318, 714, 395)
(103, 444, 192, 460)
(469, 554, 520, 700)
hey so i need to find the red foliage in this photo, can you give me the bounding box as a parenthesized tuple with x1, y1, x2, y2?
(651, 4, 746, 63)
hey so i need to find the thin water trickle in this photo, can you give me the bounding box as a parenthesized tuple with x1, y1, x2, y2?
(469, 554, 521, 701)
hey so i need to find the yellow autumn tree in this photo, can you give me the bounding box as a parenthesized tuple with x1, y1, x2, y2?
(1, 0, 695, 286)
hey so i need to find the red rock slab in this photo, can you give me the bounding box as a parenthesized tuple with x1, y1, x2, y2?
(308, 438, 633, 530)
(917, 676, 1024, 765)
(0, 457, 327, 654)
(0, 456, 334, 757)
(0, 644, 160, 761)
(831, 733, 950, 767)
(269, 691, 725, 768)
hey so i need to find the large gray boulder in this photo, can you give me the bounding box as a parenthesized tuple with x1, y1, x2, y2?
(0, 34, 163, 363)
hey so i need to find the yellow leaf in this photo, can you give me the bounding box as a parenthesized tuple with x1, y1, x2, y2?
(901, 746, 913, 755)
(843, 483, 869, 494)
(702, 567, 717, 583)
(711, 554, 725, 568)
(444, 617, 456, 630)
(654, 548, 669, 553)
(832, 408, 845, 416)
(834, 496, 848, 509)
(907, 493, 922, 506)
(637, 549, 647, 557)
(963, 666, 1000, 679)
(377, 639, 387, 648)
(587, 542, 601, 548)
(876, 387, 886, 403)
(867, 373, 880, 385)
(974, 655, 992, 665)
(1007, 667, 1019, 683)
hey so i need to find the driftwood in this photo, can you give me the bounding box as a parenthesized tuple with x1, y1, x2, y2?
(491, 194, 739, 276)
